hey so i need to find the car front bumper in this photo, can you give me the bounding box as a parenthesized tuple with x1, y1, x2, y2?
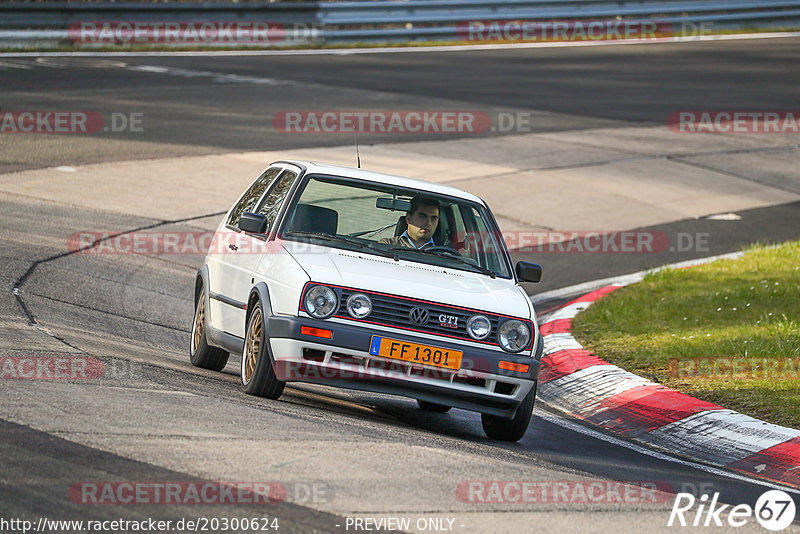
(266, 315, 541, 418)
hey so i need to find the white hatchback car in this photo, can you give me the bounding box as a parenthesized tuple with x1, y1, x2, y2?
(191, 161, 543, 441)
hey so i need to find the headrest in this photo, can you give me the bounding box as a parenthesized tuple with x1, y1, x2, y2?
(289, 204, 338, 235)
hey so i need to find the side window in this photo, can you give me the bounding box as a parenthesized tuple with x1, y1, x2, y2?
(255, 170, 297, 231)
(450, 205, 470, 255)
(470, 206, 503, 272)
(437, 204, 454, 246)
(227, 167, 282, 228)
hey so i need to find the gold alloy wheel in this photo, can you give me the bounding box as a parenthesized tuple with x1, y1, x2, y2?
(191, 291, 205, 355)
(243, 306, 262, 384)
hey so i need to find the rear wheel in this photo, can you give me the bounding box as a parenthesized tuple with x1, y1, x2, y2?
(241, 301, 285, 399)
(189, 288, 229, 371)
(481, 381, 536, 442)
(417, 400, 451, 413)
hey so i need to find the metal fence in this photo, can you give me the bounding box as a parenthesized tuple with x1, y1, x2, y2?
(1, 0, 799, 48)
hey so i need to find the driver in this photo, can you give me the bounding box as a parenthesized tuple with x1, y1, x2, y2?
(379, 196, 439, 249)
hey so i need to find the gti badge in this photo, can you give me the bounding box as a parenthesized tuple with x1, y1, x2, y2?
(439, 314, 459, 329)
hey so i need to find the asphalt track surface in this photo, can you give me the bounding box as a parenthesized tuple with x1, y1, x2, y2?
(3, 37, 800, 173)
(1, 37, 800, 533)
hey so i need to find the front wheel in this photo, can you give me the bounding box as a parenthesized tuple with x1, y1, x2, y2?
(481, 381, 536, 442)
(190, 288, 230, 371)
(241, 301, 285, 399)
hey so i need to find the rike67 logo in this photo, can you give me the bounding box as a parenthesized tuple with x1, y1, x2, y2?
(668, 490, 796, 531)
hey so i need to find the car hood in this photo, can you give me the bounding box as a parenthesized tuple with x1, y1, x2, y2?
(284, 243, 532, 318)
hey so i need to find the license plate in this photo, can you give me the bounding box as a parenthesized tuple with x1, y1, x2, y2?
(369, 336, 462, 370)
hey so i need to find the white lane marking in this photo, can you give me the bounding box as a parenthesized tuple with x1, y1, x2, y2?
(638, 409, 800, 465)
(34, 57, 128, 69)
(54, 166, 77, 173)
(0, 60, 33, 70)
(539, 365, 654, 416)
(542, 302, 591, 322)
(536, 410, 800, 495)
(706, 212, 742, 220)
(1, 31, 799, 58)
(127, 64, 285, 85)
(131, 65, 169, 73)
(543, 332, 585, 353)
(93, 384, 197, 396)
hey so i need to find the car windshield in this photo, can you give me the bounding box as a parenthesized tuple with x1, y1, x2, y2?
(280, 174, 513, 279)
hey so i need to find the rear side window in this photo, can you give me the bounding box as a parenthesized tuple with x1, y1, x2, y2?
(254, 170, 297, 231)
(227, 167, 282, 228)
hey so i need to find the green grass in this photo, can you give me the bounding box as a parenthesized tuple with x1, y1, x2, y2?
(571, 240, 800, 428)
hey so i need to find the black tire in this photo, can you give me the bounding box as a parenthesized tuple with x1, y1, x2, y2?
(481, 381, 537, 442)
(417, 400, 451, 413)
(189, 287, 230, 371)
(241, 301, 285, 399)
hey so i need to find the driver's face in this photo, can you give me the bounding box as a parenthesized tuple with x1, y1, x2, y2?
(406, 205, 439, 244)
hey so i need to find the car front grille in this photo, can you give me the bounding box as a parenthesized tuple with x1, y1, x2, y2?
(336, 288, 502, 346)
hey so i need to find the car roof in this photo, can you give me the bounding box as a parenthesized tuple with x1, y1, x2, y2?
(276, 160, 487, 206)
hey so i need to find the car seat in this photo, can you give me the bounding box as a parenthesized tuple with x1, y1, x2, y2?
(288, 204, 339, 235)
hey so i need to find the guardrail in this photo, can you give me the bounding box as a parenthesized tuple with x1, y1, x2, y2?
(0, 3, 318, 29)
(1, 0, 799, 48)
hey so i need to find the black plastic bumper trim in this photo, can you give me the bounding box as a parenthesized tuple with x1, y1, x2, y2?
(268, 316, 541, 380)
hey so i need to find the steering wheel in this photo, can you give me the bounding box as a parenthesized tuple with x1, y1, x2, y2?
(425, 246, 463, 257)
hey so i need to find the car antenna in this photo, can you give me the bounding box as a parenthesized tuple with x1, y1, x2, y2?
(352, 125, 361, 168)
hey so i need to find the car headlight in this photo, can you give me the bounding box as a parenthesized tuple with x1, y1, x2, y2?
(304, 285, 338, 319)
(346, 293, 372, 319)
(467, 314, 491, 340)
(497, 319, 531, 353)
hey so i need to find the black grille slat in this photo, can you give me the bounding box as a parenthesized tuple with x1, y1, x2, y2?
(373, 306, 409, 316)
(336, 288, 507, 346)
(373, 302, 411, 315)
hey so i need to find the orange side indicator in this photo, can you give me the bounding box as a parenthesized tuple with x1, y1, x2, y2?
(499, 361, 529, 374)
(300, 326, 333, 339)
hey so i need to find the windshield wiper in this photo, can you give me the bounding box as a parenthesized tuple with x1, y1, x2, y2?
(387, 247, 496, 278)
(348, 222, 397, 239)
(286, 231, 398, 260)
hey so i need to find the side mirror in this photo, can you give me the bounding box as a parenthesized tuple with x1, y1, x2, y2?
(239, 212, 268, 234)
(515, 261, 542, 283)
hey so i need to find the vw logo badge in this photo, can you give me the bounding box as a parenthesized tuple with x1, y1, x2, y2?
(409, 307, 429, 325)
